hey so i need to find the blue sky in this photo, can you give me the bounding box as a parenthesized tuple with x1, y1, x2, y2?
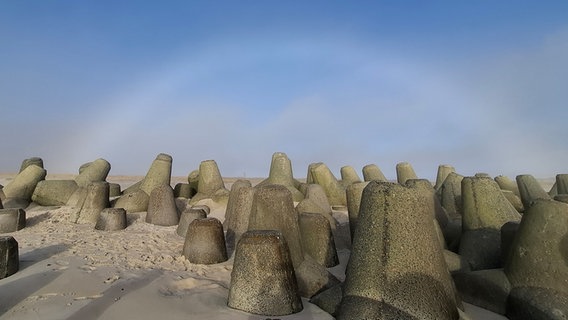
(1, 1, 567, 179)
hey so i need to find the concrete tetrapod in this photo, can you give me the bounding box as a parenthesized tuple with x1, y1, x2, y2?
(228, 230, 303, 316)
(189, 160, 230, 205)
(303, 184, 333, 215)
(361, 164, 387, 182)
(146, 185, 179, 226)
(462, 176, 522, 230)
(108, 183, 121, 197)
(112, 189, 149, 213)
(501, 190, 524, 213)
(247, 184, 336, 297)
(182, 217, 227, 265)
(406, 179, 450, 230)
(305, 162, 321, 185)
(549, 174, 568, 203)
(176, 206, 208, 237)
(295, 198, 336, 233)
(95, 208, 127, 231)
(173, 183, 193, 199)
(437, 172, 464, 218)
(346, 181, 368, 241)
(248, 184, 304, 268)
(459, 176, 521, 270)
(504, 199, 568, 319)
(139, 153, 172, 196)
(75, 158, 111, 188)
(452, 269, 511, 315)
(309, 163, 346, 207)
(0, 209, 26, 233)
(187, 170, 199, 196)
(435, 164, 456, 191)
(2, 165, 47, 208)
(0, 236, 18, 279)
(396, 161, 418, 185)
(256, 152, 303, 202)
(338, 181, 460, 320)
(32, 180, 78, 206)
(19, 157, 43, 173)
(340, 165, 361, 187)
(296, 183, 336, 232)
(556, 174, 568, 195)
(76, 182, 109, 225)
(224, 183, 255, 254)
(298, 212, 338, 267)
(516, 174, 551, 209)
(495, 175, 520, 197)
(223, 179, 252, 229)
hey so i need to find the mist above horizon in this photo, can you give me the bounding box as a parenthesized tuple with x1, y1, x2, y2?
(1, 2, 567, 180)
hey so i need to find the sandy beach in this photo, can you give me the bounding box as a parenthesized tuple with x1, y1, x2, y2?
(0, 173, 511, 319)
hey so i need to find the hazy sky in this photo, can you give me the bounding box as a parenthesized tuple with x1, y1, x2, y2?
(1, 1, 567, 180)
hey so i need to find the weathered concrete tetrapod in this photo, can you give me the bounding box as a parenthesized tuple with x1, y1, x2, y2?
(361, 164, 387, 182)
(182, 217, 227, 264)
(452, 269, 511, 315)
(296, 183, 336, 233)
(3, 164, 47, 204)
(189, 160, 230, 205)
(504, 199, 568, 319)
(0, 236, 18, 279)
(146, 184, 179, 226)
(395, 161, 418, 185)
(434, 164, 456, 190)
(224, 183, 255, 253)
(187, 170, 199, 195)
(495, 175, 520, 197)
(139, 153, 172, 196)
(500, 221, 520, 265)
(346, 181, 368, 240)
(437, 172, 464, 218)
(223, 179, 252, 229)
(76, 181, 110, 225)
(247, 184, 304, 268)
(95, 208, 127, 231)
(406, 179, 450, 230)
(505, 199, 568, 292)
(303, 184, 333, 215)
(338, 181, 460, 320)
(309, 163, 346, 206)
(173, 183, 193, 198)
(32, 180, 78, 206)
(257, 152, 303, 202)
(305, 162, 321, 185)
(459, 176, 521, 270)
(0, 209, 26, 233)
(461, 176, 521, 230)
(112, 189, 149, 213)
(340, 165, 361, 186)
(298, 212, 338, 267)
(228, 230, 303, 316)
(556, 174, 568, 195)
(19, 157, 43, 172)
(75, 158, 111, 188)
(176, 206, 208, 237)
(501, 190, 524, 213)
(108, 183, 122, 197)
(516, 174, 551, 209)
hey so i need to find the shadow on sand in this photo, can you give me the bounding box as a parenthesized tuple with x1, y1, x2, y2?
(0, 270, 63, 316)
(18, 243, 69, 271)
(66, 269, 163, 320)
